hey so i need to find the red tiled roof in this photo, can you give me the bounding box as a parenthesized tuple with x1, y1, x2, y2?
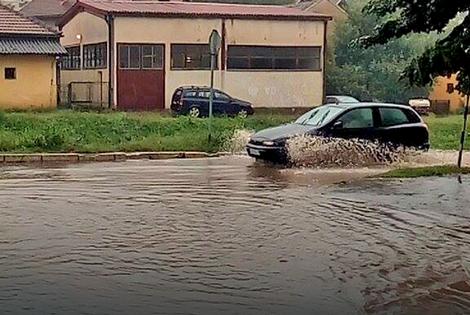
(67, 0, 331, 21)
(0, 5, 57, 35)
(21, 0, 76, 18)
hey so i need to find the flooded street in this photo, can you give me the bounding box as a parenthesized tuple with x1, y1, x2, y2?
(1, 157, 470, 314)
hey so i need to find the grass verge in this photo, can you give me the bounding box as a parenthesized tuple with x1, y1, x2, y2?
(424, 115, 470, 150)
(0, 110, 294, 153)
(378, 165, 470, 178)
(0, 111, 467, 154)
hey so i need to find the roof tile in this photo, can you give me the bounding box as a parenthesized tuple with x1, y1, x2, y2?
(0, 5, 57, 35)
(75, 0, 330, 21)
(21, 0, 76, 18)
(0, 37, 67, 54)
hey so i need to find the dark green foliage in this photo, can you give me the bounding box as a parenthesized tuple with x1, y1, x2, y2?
(327, 0, 433, 103)
(362, 0, 470, 93)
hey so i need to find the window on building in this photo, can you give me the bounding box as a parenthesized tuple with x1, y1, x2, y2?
(447, 83, 455, 94)
(4, 68, 16, 80)
(62, 46, 81, 70)
(119, 44, 163, 70)
(142, 45, 164, 69)
(227, 46, 321, 71)
(83, 43, 107, 69)
(171, 44, 213, 70)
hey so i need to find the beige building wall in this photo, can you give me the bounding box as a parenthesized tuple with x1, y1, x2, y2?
(60, 13, 326, 109)
(60, 11, 109, 85)
(0, 55, 57, 109)
(114, 16, 325, 109)
(429, 75, 465, 113)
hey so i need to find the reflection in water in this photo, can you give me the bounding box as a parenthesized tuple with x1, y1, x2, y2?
(1, 156, 470, 315)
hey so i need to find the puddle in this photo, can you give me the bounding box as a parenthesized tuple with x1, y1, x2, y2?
(1, 157, 470, 314)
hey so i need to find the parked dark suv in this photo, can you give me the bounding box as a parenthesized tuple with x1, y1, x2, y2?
(171, 86, 254, 118)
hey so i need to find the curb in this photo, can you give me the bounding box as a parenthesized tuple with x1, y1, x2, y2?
(0, 151, 230, 165)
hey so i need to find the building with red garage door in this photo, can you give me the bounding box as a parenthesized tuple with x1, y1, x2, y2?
(58, 0, 331, 111)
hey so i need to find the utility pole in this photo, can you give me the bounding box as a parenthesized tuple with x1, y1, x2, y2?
(208, 30, 221, 143)
(458, 94, 469, 167)
(458, 94, 469, 183)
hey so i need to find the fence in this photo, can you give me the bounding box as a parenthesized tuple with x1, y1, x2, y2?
(430, 100, 450, 115)
(60, 81, 110, 109)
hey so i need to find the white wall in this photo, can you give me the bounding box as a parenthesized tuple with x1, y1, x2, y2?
(60, 11, 109, 84)
(114, 16, 325, 109)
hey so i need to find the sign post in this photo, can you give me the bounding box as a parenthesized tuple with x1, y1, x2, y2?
(458, 94, 469, 170)
(208, 29, 221, 143)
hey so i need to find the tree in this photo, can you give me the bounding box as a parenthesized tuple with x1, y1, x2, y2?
(327, 0, 433, 103)
(362, 0, 470, 169)
(362, 0, 470, 94)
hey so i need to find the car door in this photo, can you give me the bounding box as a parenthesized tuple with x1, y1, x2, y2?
(214, 91, 232, 115)
(196, 90, 210, 116)
(327, 107, 378, 141)
(377, 107, 424, 147)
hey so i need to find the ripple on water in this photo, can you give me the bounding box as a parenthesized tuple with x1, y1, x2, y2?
(1, 157, 470, 314)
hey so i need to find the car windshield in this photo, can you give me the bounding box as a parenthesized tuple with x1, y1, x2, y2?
(295, 106, 344, 126)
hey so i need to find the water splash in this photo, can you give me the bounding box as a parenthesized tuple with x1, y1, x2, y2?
(225, 130, 468, 169)
(223, 129, 254, 154)
(287, 135, 410, 168)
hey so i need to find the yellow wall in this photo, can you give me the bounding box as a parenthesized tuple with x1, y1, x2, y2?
(60, 12, 326, 109)
(429, 75, 465, 113)
(0, 55, 57, 109)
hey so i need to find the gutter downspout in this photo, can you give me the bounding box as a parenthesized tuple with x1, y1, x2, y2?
(106, 14, 114, 109)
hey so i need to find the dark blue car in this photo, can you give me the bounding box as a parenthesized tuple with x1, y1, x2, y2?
(247, 103, 430, 163)
(171, 86, 254, 118)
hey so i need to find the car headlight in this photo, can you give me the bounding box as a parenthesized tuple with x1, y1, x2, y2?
(263, 141, 275, 146)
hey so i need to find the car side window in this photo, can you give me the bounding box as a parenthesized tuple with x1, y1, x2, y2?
(215, 91, 230, 101)
(198, 91, 211, 98)
(183, 91, 197, 98)
(338, 108, 374, 129)
(380, 108, 410, 126)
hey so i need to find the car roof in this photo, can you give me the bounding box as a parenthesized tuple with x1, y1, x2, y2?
(179, 86, 210, 90)
(327, 95, 359, 102)
(332, 102, 413, 110)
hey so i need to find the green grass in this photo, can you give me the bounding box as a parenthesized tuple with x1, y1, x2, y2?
(0, 110, 294, 153)
(0, 111, 467, 154)
(424, 114, 470, 150)
(379, 165, 470, 178)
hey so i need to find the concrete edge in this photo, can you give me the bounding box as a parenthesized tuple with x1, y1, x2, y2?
(0, 151, 231, 165)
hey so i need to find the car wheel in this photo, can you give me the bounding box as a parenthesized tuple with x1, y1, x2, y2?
(238, 108, 248, 119)
(188, 106, 200, 118)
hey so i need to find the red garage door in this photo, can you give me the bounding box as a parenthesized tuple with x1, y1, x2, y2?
(117, 44, 165, 111)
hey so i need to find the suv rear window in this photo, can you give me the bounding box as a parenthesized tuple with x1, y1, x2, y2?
(379, 108, 411, 126)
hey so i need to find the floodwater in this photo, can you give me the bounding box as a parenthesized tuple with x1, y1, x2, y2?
(1, 157, 470, 315)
